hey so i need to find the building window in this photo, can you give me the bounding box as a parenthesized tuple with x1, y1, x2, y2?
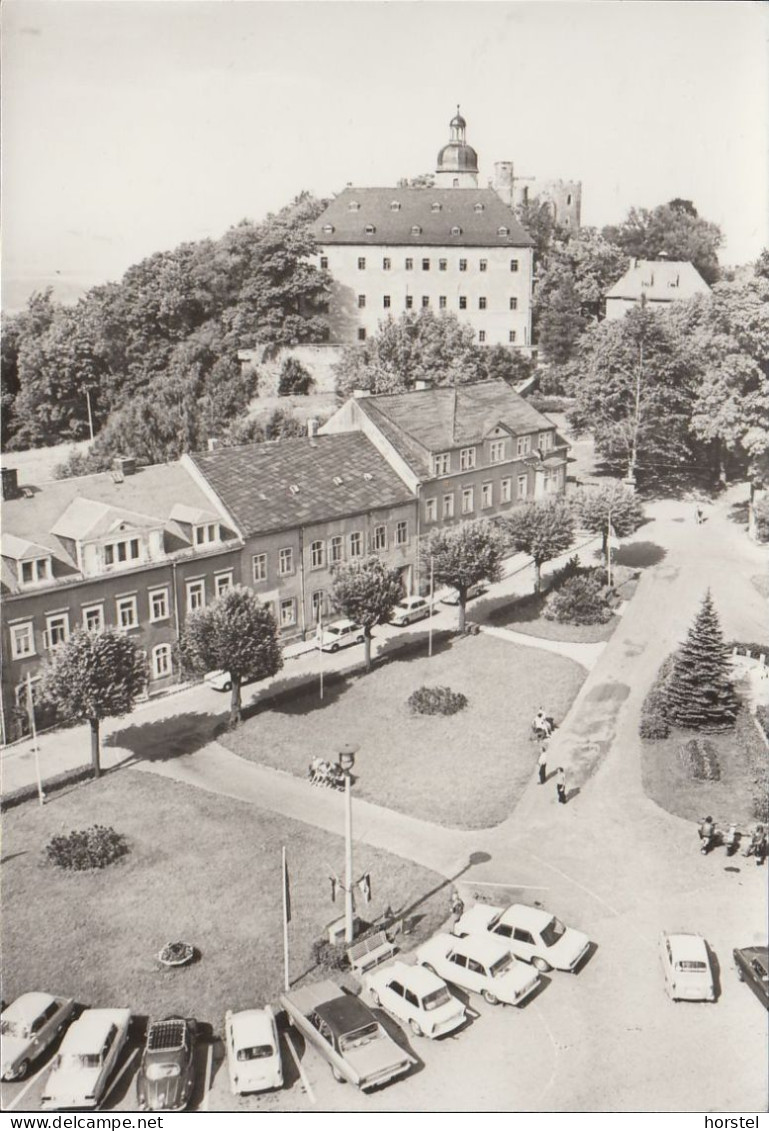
(421, 295, 430, 308)
(116, 595, 139, 629)
(395, 521, 408, 546)
(358, 257, 366, 270)
(152, 644, 173, 679)
(479, 331, 486, 343)
(442, 494, 455, 519)
(194, 524, 219, 546)
(373, 525, 387, 551)
(330, 535, 343, 564)
(425, 498, 437, 523)
(104, 538, 140, 566)
(348, 201, 360, 212)
(459, 258, 467, 272)
(383, 295, 391, 308)
(405, 295, 414, 309)
(383, 257, 391, 270)
(311, 590, 325, 624)
(517, 474, 528, 499)
(567, 193, 573, 206)
(461, 488, 474, 514)
(433, 452, 450, 476)
(509, 296, 518, 310)
(10, 621, 35, 659)
(364, 224, 376, 235)
(498, 226, 510, 236)
(390, 201, 401, 212)
(517, 435, 532, 457)
(490, 439, 505, 463)
(252, 554, 267, 583)
(405, 258, 414, 271)
(357, 328, 367, 341)
(45, 613, 69, 650)
(215, 571, 233, 597)
(439, 258, 447, 271)
(349, 531, 363, 557)
(509, 330, 517, 343)
(482, 482, 493, 509)
(479, 296, 487, 310)
(510, 259, 519, 272)
(83, 604, 104, 633)
(20, 558, 50, 585)
(322, 224, 334, 235)
(280, 598, 297, 628)
(411, 225, 422, 236)
(320, 255, 329, 269)
(431, 201, 442, 213)
(278, 548, 294, 576)
(439, 296, 447, 309)
(357, 295, 366, 308)
(422, 258, 430, 271)
(460, 447, 476, 470)
(459, 296, 467, 310)
(452, 181, 460, 190)
(501, 477, 512, 503)
(539, 431, 554, 451)
(185, 580, 205, 613)
(310, 540, 325, 569)
(479, 259, 488, 272)
(149, 588, 169, 621)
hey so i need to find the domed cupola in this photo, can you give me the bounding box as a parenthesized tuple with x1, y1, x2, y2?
(436, 106, 479, 187)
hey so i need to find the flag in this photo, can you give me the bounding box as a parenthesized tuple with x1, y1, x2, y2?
(358, 873, 371, 904)
(283, 850, 291, 924)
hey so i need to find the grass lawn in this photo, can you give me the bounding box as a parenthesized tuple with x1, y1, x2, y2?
(219, 633, 585, 829)
(480, 590, 618, 644)
(641, 707, 768, 828)
(1, 773, 448, 1025)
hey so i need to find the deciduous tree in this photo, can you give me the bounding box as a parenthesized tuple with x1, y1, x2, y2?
(573, 481, 646, 562)
(329, 556, 403, 672)
(423, 520, 505, 632)
(504, 497, 575, 593)
(602, 201, 723, 285)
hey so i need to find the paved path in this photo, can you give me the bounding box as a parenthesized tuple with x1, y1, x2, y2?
(479, 623, 605, 669)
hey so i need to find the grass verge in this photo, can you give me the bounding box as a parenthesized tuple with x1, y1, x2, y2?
(481, 590, 618, 644)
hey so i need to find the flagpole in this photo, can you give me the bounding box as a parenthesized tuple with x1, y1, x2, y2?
(318, 604, 324, 702)
(281, 846, 290, 992)
(428, 556, 434, 658)
(27, 673, 44, 807)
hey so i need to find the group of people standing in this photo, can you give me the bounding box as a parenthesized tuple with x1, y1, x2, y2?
(697, 816, 767, 863)
(533, 709, 567, 804)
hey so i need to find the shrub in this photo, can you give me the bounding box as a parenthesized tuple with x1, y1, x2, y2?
(679, 737, 721, 781)
(526, 395, 574, 414)
(756, 704, 769, 740)
(277, 357, 314, 397)
(543, 574, 613, 625)
(547, 554, 581, 592)
(639, 654, 675, 740)
(726, 640, 769, 662)
(46, 825, 129, 871)
(753, 496, 769, 542)
(311, 938, 349, 972)
(408, 686, 468, 716)
(752, 789, 769, 824)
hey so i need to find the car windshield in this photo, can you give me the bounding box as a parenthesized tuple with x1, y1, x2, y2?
(146, 1063, 181, 1080)
(339, 1023, 380, 1051)
(327, 628, 342, 637)
(78, 1054, 101, 1069)
(677, 961, 707, 972)
(237, 1045, 274, 1061)
(0, 1020, 28, 1039)
(422, 987, 451, 1011)
(540, 918, 566, 947)
(489, 955, 513, 977)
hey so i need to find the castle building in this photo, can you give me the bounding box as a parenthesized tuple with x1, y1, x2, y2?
(492, 164, 582, 232)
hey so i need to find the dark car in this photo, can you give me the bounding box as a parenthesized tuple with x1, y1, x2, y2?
(136, 1017, 197, 1112)
(733, 946, 769, 1009)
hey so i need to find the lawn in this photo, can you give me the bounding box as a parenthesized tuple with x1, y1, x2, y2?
(641, 707, 768, 829)
(480, 590, 619, 644)
(1, 773, 449, 1026)
(219, 633, 585, 828)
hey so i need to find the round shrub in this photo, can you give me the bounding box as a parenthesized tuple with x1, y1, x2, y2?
(543, 575, 613, 625)
(46, 825, 129, 871)
(408, 686, 468, 716)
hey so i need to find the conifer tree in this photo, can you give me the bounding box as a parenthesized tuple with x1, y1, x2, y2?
(665, 591, 738, 730)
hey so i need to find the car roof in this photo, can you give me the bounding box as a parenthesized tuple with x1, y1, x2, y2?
(381, 962, 445, 994)
(398, 596, 425, 604)
(666, 933, 708, 960)
(3, 992, 57, 1021)
(62, 1009, 130, 1053)
(314, 994, 376, 1035)
(229, 1009, 274, 1045)
(450, 932, 512, 962)
(146, 1018, 188, 1051)
(327, 619, 356, 630)
(503, 904, 552, 929)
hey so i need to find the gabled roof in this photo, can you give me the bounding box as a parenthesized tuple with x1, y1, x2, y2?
(355, 382, 558, 478)
(189, 433, 414, 537)
(311, 187, 534, 248)
(51, 498, 164, 542)
(605, 258, 710, 302)
(169, 503, 224, 526)
(0, 534, 53, 562)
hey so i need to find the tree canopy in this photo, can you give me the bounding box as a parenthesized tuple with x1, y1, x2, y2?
(573, 480, 646, 562)
(504, 497, 575, 593)
(665, 591, 738, 730)
(423, 519, 505, 632)
(329, 556, 403, 671)
(602, 201, 723, 285)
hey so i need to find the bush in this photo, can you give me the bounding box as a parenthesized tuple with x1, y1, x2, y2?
(277, 357, 314, 397)
(679, 737, 721, 781)
(547, 554, 581, 592)
(543, 574, 613, 625)
(639, 654, 676, 740)
(311, 937, 349, 972)
(756, 704, 769, 740)
(753, 496, 769, 542)
(526, 395, 574, 413)
(408, 686, 468, 716)
(726, 640, 769, 662)
(46, 825, 129, 871)
(752, 789, 769, 824)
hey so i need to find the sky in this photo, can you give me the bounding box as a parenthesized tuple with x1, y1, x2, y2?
(2, 0, 768, 311)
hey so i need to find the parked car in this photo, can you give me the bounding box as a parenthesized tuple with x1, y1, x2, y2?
(136, 1016, 197, 1112)
(41, 1008, 131, 1109)
(1, 993, 76, 1081)
(659, 933, 715, 1002)
(440, 582, 486, 606)
(733, 945, 769, 1009)
(204, 671, 259, 693)
(415, 933, 540, 1006)
(316, 619, 365, 653)
(390, 596, 432, 627)
(454, 902, 590, 973)
(363, 961, 466, 1038)
(225, 1008, 282, 1095)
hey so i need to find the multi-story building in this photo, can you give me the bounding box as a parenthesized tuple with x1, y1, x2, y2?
(604, 257, 711, 319)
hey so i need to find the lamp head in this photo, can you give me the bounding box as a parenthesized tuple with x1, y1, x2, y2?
(338, 743, 358, 772)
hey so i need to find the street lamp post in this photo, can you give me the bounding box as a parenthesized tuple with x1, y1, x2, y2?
(338, 743, 359, 943)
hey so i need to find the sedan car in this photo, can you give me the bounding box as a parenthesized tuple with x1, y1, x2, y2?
(363, 961, 466, 1038)
(136, 1016, 197, 1112)
(733, 945, 769, 1009)
(659, 933, 715, 1002)
(415, 933, 540, 1006)
(316, 620, 365, 653)
(454, 902, 590, 973)
(440, 582, 486, 606)
(41, 1008, 131, 1109)
(225, 1008, 282, 1095)
(390, 597, 432, 627)
(1, 993, 76, 1081)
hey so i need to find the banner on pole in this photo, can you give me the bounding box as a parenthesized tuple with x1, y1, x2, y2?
(358, 873, 372, 904)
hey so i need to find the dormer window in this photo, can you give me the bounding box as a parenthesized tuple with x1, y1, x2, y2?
(364, 224, 376, 235)
(104, 538, 140, 566)
(194, 523, 220, 546)
(322, 224, 335, 235)
(498, 225, 510, 236)
(348, 201, 360, 212)
(411, 225, 422, 236)
(474, 202, 485, 213)
(289, 485, 300, 496)
(20, 557, 51, 585)
(451, 226, 463, 236)
(431, 202, 442, 213)
(390, 201, 401, 212)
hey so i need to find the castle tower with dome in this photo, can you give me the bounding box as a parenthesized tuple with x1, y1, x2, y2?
(435, 107, 479, 188)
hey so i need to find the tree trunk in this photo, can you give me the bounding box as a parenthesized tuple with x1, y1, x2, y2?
(533, 561, 542, 594)
(89, 718, 101, 779)
(229, 676, 242, 729)
(458, 594, 467, 633)
(364, 630, 372, 672)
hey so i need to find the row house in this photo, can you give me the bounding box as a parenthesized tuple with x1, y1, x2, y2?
(184, 432, 417, 637)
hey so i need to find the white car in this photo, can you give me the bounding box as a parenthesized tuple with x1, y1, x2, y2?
(316, 619, 365, 653)
(40, 1008, 131, 1110)
(225, 1008, 283, 1094)
(660, 932, 716, 1002)
(440, 582, 486, 606)
(415, 933, 540, 1006)
(454, 903, 590, 973)
(390, 597, 432, 627)
(363, 961, 466, 1038)
(1, 993, 76, 1081)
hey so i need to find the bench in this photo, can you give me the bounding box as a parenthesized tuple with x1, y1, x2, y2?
(347, 930, 397, 976)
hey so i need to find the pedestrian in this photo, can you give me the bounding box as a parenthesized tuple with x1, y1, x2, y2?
(533, 708, 552, 740)
(556, 766, 567, 804)
(449, 889, 464, 925)
(537, 740, 549, 784)
(745, 825, 765, 860)
(694, 504, 704, 525)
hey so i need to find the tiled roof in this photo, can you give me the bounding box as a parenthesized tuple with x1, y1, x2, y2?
(189, 434, 414, 536)
(311, 187, 534, 248)
(605, 259, 710, 301)
(356, 382, 558, 478)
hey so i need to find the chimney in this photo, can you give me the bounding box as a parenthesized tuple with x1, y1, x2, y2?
(207, 437, 222, 451)
(414, 379, 433, 391)
(1, 467, 20, 500)
(353, 389, 371, 399)
(307, 418, 319, 438)
(113, 456, 136, 476)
